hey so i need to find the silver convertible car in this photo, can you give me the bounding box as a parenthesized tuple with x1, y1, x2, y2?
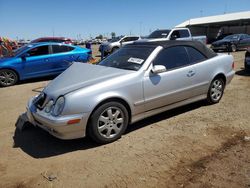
(25, 41, 235, 144)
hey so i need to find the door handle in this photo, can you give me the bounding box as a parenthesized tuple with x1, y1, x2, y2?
(187, 70, 195, 77)
(45, 58, 49, 62)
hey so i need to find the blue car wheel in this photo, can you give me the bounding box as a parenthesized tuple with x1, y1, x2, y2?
(0, 69, 18, 87)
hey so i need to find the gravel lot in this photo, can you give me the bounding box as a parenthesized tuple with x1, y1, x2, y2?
(0, 45, 249, 188)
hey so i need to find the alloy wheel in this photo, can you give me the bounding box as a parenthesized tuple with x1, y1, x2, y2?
(0, 70, 17, 86)
(97, 107, 124, 139)
(210, 79, 223, 102)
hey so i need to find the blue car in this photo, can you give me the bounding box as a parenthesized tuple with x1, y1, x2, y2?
(0, 42, 91, 87)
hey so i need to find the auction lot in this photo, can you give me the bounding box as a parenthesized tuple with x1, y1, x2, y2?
(0, 45, 249, 188)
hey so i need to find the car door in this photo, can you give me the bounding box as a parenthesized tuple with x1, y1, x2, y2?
(185, 46, 209, 96)
(49, 44, 76, 73)
(22, 45, 53, 78)
(143, 46, 195, 111)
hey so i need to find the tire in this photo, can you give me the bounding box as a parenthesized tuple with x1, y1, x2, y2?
(111, 47, 119, 53)
(0, 69, 18, 87)
(88, 102, 129, 144)
(207, 77, 225, 104)
(230, 44, 237, 52)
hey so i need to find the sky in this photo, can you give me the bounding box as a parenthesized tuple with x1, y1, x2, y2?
(0, 0, 249, 40)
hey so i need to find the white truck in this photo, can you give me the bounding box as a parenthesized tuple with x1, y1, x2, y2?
(144, 28, 207, 44)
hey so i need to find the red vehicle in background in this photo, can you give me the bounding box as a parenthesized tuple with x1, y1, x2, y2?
(31, 37, 73, 45)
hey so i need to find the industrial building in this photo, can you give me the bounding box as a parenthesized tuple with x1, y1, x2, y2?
(175, 11, 250, 43)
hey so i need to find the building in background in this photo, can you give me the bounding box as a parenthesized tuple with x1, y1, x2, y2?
(175, 11, 250, 43)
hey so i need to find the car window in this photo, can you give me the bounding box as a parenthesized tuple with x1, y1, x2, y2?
(52, 45, 74, 54)
(171, 31, 180, 39)
(179, 30, 190, 38)
(27, 45, 49, 56)
(153, 46, 190, 70)
(121, 37, 130, 42)
(129, 37, 139, 41)
(148, 30, 170, 39)
(185, 46, 206, 64)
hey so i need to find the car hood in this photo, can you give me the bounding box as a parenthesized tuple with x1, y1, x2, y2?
(44, 62, 132, 98)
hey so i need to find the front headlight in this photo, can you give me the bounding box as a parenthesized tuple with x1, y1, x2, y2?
(52, 96, 65, 116)
(44, 100, 54, 113)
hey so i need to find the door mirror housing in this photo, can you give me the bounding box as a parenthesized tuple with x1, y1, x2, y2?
(21, 53, 30, 59)
(151, 65, 166, 74)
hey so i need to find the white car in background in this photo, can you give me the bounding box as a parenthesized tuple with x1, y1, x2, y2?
(99, 36, 140, 56)
(143, 28, 207, 44)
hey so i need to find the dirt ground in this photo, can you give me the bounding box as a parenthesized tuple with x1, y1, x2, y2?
(0, 45, 249, 188)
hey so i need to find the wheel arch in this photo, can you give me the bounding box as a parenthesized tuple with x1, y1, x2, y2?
(212, 73, 226, 85)
(86, 97, 132, 135)
(0, 67, 20, 81)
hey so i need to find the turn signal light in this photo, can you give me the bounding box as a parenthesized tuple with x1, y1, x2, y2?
(67, 119, 81, 125)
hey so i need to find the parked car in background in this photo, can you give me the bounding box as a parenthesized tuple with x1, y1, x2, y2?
(245, 47, 250, 71)
(17, 40, 30, 48)
(211, 34, 250, 52)
(0, 43, 91, 87)
(25, 41, 234, 144)
(31, 37, 73, 45)
(142, 28, 207, 44)
(99, 36, 140, 56)
(215, 33, 233, 41)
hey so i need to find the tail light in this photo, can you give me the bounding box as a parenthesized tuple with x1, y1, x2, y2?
(232, 61, 235, 69)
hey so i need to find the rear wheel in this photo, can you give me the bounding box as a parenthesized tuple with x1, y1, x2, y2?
(0, 69, 18, 87)
(207, 77, 225, 104)
(88, 102, 129, 144)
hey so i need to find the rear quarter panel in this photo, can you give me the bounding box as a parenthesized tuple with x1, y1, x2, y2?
(192, 54, 234, 95)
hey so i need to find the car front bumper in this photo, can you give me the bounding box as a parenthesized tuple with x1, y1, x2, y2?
(26, 97, 89, 140)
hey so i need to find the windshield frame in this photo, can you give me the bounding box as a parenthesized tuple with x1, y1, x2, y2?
(13, 44, 34, 57)
(98, 45, 155, 71)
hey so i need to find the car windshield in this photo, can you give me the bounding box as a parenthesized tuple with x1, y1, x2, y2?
(224, 35, 239, 40)
(148, 30, 170, 39)
(13, 44, 32, 57)
(109, 36, 123, 42)
(98, 46, 155, 71)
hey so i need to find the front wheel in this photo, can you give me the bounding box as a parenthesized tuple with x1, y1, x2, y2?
(0, 69, 18, 87)
(230, 44, 237, 52)
(88, 102, 129, 144)
(207, 77, 225, 104)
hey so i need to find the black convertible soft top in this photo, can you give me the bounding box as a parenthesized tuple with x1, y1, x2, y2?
(129, 40, 217, 59)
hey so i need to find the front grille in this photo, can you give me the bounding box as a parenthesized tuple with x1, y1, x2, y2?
(33, 92, 46, 109)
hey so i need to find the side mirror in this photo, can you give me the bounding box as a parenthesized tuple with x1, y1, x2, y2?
(21, 53, 30, 59)
(151, 65, 166, 74)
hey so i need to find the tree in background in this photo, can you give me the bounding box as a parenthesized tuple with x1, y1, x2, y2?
(95, 34, 103, 39)
(111, 32, 116, 39)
